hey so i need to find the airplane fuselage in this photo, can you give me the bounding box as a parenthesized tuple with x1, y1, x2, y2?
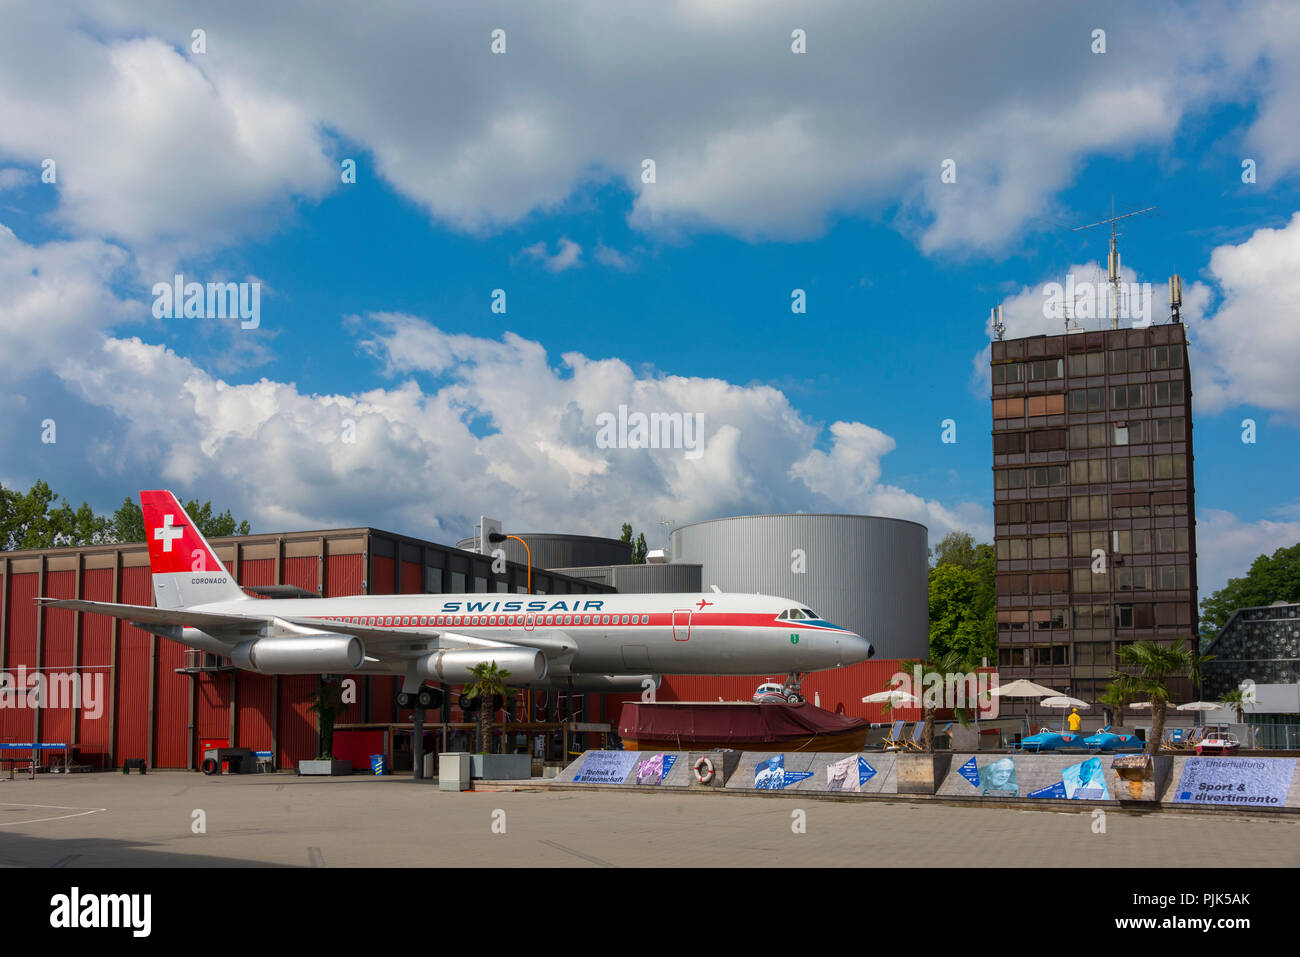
(183, 590, 871, 676)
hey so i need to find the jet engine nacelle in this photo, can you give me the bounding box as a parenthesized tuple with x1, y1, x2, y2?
(416, 647, 548, 684)
(548, 674, 660, 693)
(230, 635, 364, 674)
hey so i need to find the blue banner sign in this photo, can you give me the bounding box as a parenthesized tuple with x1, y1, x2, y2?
(1173, 757, 1296, 807)
(958, 756, 980, 789)
(574, 750, 639, 784)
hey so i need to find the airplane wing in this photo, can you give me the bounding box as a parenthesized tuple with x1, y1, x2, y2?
(34, 597, 255, 630)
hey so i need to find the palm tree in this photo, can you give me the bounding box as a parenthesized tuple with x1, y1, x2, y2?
(1098, 675, 1141, 730)
(1219, 687, 1249, 723)
(464, 661, 512, 754)
(1112, 639, 1192, 755)
(884, 650, 978, 752)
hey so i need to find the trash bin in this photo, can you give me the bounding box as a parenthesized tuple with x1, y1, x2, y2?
(371, 754, 386, 775)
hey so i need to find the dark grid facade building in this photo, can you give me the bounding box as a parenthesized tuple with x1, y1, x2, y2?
(991, 323, 1197, 719)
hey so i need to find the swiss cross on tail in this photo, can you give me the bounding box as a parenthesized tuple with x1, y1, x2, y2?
(154, 514, 185, 552)
(140, 490, 246, 608)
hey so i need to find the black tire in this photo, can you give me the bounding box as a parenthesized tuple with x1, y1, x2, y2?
(200, 757, 219, 775)
(417, 688, 443, 709)
(395, 691, 413, 710)
(459, 693, 480, 713)
(786, 693, 803, 704)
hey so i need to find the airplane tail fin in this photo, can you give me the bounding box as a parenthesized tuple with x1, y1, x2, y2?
(141, 490, 248, 609)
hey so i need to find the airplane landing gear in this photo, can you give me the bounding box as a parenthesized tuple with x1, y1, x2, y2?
(782, 672, 806, 704)
(396, 686, 444, 711)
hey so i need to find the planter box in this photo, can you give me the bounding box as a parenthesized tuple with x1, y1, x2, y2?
(298, 759, 352, 776)
(470, 753, 532, 780)
(895, 752, 952, 795)
(440, 753, 471, 791)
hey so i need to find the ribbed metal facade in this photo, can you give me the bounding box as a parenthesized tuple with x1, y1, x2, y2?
(551, 562, 703, 593)
(456, 533, 632, 570)
(670, 514, 929, 660)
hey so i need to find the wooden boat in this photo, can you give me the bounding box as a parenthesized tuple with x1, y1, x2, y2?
(618, 700, 870, 752)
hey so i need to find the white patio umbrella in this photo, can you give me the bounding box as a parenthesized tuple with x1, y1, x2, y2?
(1176, 701, 1225, 711)
(1128, 702, 1153, 708)
(862, 690, 921, 706)
(987, 679, 1065, 737)
(1041, 696, 1089, 709)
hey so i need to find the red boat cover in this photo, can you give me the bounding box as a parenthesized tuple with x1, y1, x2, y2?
(619, 701, 868, 743)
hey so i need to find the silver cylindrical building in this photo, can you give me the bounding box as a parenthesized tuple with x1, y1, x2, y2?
(455, 533, 632, 570)
(670, 514, 928, 660)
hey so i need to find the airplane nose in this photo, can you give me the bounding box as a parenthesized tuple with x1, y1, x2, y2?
(839, 632, 873, 665)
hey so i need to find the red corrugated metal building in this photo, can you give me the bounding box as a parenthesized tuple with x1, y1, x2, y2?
(0, 527, 611, 770)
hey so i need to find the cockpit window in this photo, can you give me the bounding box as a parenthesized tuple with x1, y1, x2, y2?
(801, 608, 818, 619)
(788, 608, 805, 620)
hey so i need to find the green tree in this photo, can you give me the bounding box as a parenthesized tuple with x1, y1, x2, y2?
(927, 531, 995, 662)
(464, 661, 512, 753)
(1098, 675, 1141, 729)
(619, 523, 648, 564)
(0, 480, 109, 550)
(1, 481, 251, 550)
(1218, 687, 1250, 723)
(309, 679, 347, 759)
(1112, 639, 1192, 755)
(1199, 542, 1300, 644)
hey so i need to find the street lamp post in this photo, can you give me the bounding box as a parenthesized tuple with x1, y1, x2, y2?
(487, 531, 531, 594)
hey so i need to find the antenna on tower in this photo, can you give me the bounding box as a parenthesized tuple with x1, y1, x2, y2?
(991, 305, 1005, 341)
(1168, 274, 1183, 324)
(1070, 201, 1156, 330)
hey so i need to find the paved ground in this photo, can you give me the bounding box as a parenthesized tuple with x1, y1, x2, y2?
(1, 772, 1297, 867)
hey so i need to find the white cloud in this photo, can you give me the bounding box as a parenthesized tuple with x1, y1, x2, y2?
(593, 243, 632, 270)
(0, 168, 29, 190)
(0, 1, 1291, 254)
(1183, 212, 1300, 418)
(56, 317, 982, 545)
(0, 224, 137, 377)
(520, 237, 582, 272)
(1195, 507, 1300, 599)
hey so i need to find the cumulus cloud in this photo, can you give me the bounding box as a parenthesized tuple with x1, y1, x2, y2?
(1183, 212, 1300, 418)
(520, 237, 582, 272)
(0, 225, 138, 377)
(1195, 507, 1300, 599)
(55, 317, 983, 544)
(0, 1, 1290, 254)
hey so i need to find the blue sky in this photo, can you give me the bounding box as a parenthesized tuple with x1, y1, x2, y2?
(2, 1, 1299, 599)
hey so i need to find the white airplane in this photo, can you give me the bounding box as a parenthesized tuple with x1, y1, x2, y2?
(37, 491, 873, 709)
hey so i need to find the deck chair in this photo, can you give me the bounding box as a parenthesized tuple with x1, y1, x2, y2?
(1176, 725, 1206, 751)
(1159, 728, 1182, 751)
(902, 719, 929, 751)
(880, 720, 906, 750)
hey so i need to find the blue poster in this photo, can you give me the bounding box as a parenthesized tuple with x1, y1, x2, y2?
(756, 754, 814, 790)
(1173, 757, 1296, 807)
(574, 750, 639, 783)
(1028, 782, 1068, 799)
(979, 757, 1019, 796)
(1063, 757, 1110, 800)
(858, 756, 876, 786)
(958, 756, 980, 789)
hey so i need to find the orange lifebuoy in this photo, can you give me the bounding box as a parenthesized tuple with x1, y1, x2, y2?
(692, 756, 715, 784)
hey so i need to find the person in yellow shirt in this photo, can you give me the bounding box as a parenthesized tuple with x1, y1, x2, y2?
(1067, 708, 1082, 732)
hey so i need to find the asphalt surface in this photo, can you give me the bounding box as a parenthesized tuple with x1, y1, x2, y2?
(1, 772, 1297, 867)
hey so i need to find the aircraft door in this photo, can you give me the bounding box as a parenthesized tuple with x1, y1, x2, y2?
(672, 608, 692, 641)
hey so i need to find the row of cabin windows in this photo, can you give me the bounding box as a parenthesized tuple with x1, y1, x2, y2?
(321, 613, 651, 628)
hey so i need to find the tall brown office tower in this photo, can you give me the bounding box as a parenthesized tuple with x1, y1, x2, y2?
(990, 321, 1197, 722)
